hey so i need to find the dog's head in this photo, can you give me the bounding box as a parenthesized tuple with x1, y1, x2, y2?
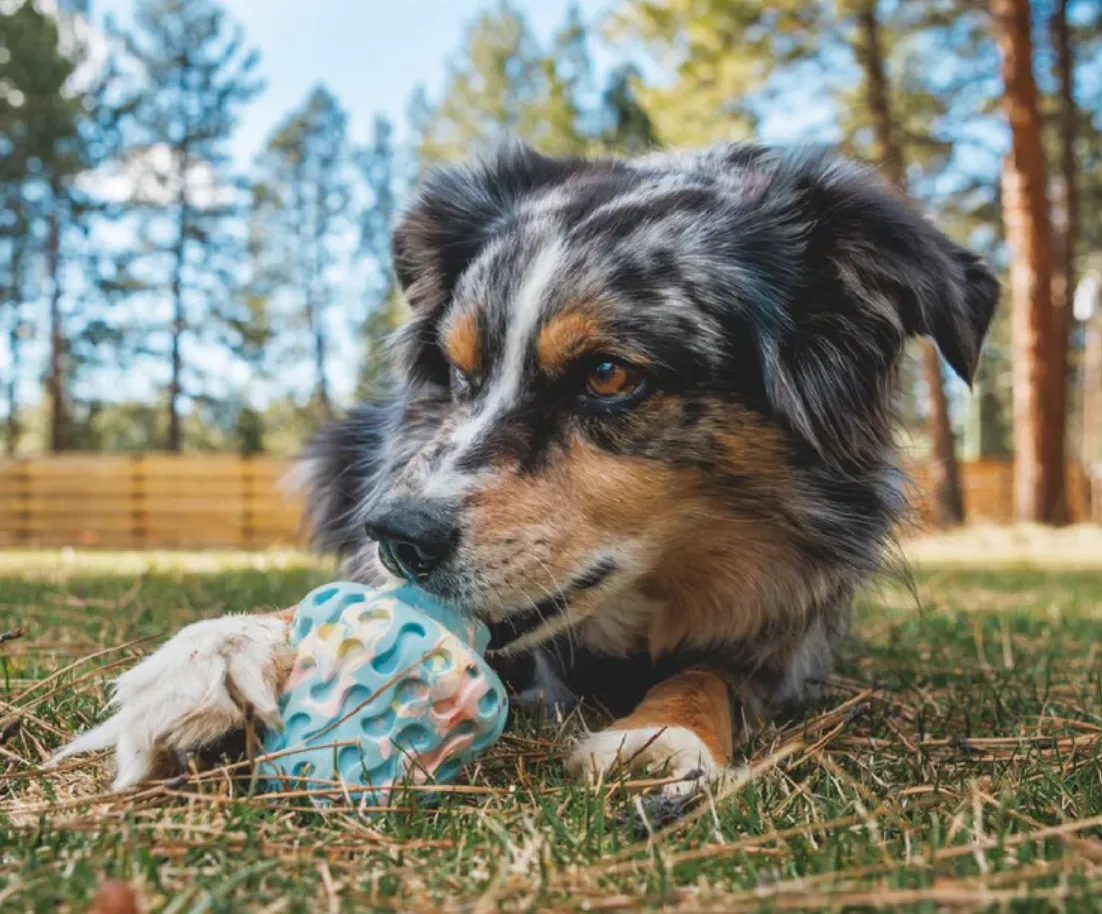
(306, 143, 997, 655)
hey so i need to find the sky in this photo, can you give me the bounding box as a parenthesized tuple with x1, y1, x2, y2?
(97, 0, 618, 165)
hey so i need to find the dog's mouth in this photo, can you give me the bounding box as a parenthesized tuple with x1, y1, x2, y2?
(486, 558, 617, 654)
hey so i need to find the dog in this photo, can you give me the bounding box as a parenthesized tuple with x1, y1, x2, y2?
(53, 142, 997, 796)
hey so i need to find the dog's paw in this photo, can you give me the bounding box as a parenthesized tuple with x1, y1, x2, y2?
(49, 615, 293, 790)
(567, 725, 725, 798)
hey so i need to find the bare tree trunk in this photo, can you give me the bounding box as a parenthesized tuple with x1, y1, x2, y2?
(311, 307, 330, 417)
(167, 208, 185, 454)
(46, 205, 66, 453)
(4, 324, 19, 455)
(167, 150, 189, 454)
(1048, 0, 1076, 523)
(1085, 307, 1102, 472)
(856, 0, 964, 526)
(1083, 262, 1102, 491)
(990, 0, 1064, 524)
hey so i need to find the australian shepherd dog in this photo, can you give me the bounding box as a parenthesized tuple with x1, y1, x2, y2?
(55, 143, 997, 797)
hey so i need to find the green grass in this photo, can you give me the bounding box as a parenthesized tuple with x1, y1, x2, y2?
(3, 546, 1102, 912)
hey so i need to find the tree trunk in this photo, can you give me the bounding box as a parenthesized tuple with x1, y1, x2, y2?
(313, 221, 331, 419)
(1085, 310, 1102, 465)
(312, 309, 330, 417)
(990, 0, 1064, 524)
(46, 205, 66, 453)
(1048, 0, 1076, 523)
(856, 0, 965, 526)
(167, 153, 189, 454)
(167, 227, 184, 453)
(4, 324, 19, 456)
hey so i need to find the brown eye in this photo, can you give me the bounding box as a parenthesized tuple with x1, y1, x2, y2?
(585, 359, 644, 400)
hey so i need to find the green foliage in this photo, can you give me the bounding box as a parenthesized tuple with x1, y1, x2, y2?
(415, 1, 655, 165)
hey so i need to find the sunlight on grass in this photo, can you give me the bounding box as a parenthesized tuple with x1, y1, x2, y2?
(2, 532, 1102, 911)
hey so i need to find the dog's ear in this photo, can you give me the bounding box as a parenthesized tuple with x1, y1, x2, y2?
(755, 151, 999, 461)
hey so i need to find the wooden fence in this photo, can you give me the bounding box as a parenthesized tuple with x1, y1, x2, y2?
(0, 456, 304, 549)
(0, 455, 1097, 549)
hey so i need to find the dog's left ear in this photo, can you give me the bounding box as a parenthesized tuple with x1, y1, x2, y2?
(758, 152, 999, 460)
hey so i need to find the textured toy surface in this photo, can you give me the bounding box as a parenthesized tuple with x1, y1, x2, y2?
(260, 581, 509, 805)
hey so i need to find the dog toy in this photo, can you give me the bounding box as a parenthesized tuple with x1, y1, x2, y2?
(260, 581, 509, 805)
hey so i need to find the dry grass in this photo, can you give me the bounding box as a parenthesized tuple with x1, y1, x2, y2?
(2, 533, 1102, 912)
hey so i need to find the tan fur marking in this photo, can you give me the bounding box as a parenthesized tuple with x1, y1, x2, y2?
(536, 312, 605, 374)
(463, 398, 840, 659)
(442, 310, 482, 376)
(613, 668, 734, 763)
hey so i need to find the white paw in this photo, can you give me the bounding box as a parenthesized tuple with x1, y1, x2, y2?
(49, 615, 293, 790)
(567, 726, 725, 797)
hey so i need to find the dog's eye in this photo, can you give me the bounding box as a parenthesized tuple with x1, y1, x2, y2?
(584, 358, 646, 402)
(451, 366, 475, 399)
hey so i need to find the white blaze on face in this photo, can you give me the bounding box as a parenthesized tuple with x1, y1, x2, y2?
(421, 238, 567, 500)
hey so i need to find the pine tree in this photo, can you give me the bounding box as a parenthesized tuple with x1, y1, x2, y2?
(416, 2, 593, 165)
(1048, 0, 1076, 515)
(598, 64, 657, 155)
(253, 85, 352, 419)
(990, 0, 1065, 522)
(0, 1, 128, 453)
(853, 0, 965, 527)
(608, 1, 833, 146)
(117, 0, 261, 452)
(358, 114, 408, 400)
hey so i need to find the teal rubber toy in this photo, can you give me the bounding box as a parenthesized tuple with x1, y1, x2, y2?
(259, 581, 509, 805)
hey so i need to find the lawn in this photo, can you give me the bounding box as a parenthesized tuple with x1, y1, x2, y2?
(3, 533, 1102, 912)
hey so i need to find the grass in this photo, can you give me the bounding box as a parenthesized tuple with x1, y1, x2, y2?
(3, 535, 1102, 912)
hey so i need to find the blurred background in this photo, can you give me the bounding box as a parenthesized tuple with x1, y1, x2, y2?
(1, 0, 1101, 548)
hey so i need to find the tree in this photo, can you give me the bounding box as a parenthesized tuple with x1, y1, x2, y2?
(989, 0, 1065, 523)
(0, 176, 30, 455)
(1048, 0, 1076, 509)
(118, 0, 261, 452)
(609, 2, 841, 146)
(253, 85, 352, 418)
(358, 114, 408, 400)
(598, 64, 657, 154)
(854, 0, 966, 527)
(415, 2, 595, 164)
(0, 1, 131, 454)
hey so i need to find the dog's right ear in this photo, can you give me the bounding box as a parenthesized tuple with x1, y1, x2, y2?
(392, 143, 583, 314)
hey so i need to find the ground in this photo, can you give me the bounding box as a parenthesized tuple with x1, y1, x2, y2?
(3, 529, 1102, 912)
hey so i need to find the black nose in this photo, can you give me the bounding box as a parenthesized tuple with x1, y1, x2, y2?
(363, 499, 458, 581)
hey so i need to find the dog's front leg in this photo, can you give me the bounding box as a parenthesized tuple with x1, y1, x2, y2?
(567, 668, 733, 797)
(50, 608, 297, 790)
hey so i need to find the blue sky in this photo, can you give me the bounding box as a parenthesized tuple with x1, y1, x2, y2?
(98, 0, 617, 164)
